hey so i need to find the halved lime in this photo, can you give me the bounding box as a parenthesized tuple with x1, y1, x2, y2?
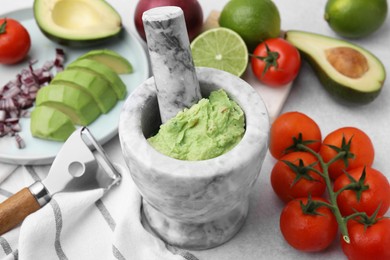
(190, 27, 248, 77)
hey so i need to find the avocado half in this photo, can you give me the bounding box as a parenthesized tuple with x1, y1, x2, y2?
(285, 30, 386, 104)
(33, 0, 122, 47)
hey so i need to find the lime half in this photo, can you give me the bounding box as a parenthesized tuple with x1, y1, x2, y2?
(190, 27, 248, 77)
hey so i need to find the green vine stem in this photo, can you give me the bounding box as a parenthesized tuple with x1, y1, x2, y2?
(0, 18, 7, 34)
(296, 143, 367, 244)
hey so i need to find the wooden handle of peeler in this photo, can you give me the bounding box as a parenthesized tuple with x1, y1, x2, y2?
(0, 188, 41, 235)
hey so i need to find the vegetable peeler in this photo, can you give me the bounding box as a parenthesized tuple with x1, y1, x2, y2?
(0, 127, 121, 235)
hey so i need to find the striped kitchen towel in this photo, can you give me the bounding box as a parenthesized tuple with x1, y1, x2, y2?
(0, 163, 199, 260)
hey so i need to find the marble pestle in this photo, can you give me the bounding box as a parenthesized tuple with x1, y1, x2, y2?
(142, 6, 202, 123)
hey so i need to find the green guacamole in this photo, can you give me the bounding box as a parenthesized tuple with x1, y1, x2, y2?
(148, 89, 245, 161)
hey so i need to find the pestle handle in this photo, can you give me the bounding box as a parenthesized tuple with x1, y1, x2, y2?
(142, 6, 202, 123)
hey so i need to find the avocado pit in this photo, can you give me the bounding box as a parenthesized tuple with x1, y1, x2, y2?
(325, 47, 369, 79)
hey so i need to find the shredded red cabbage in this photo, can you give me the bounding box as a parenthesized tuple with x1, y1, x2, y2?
(0, 48, 66, 148)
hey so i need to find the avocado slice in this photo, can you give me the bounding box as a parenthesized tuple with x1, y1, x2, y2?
(77, 49, 133, 74)
(36, 84, 101, 126)
(33, 0, 122, 47)
(67, 59, 127, 99)
(285, 30, 386, 104)
(51, 69, 118, 113)
(30, 105, 76, 142)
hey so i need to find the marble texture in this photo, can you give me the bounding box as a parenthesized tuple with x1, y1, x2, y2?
(119, 67, 270, 250)
(142, 6, 202, 123)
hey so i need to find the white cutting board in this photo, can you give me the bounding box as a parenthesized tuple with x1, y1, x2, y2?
(242, 65, 292, 123)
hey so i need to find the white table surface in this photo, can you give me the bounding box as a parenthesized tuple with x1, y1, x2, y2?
(2, 1, 390, 259)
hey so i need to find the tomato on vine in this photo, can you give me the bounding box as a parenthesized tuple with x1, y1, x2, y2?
(319, 127, 375, 180)
(271, 151, 325, 203)
(342, 217, 390, 260)
(251, 38, 301, 87)
(0, 18, 31, 64)
(269, 111, 322, 159)
(271, 112, 390, 257)
(279, 197, 338, 252)
(334, 166, 390, 217)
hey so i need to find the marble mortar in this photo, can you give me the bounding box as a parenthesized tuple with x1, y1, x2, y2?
(118, 67, 270, 250)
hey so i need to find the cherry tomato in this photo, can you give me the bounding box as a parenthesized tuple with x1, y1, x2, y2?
(0, 18, 31, 64)
(280, 197, 338, 252)
(334, 166, 390, 217)
(342, 218, 390, 260)
(270, 111, 322, 159)
(271, 152, 325, 203)
(251, 38, 301, 87)
(319, 127, 374, 180)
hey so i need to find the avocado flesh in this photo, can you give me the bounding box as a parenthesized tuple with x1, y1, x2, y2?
(36, 84, 101, 126)
(30, 105, 76, 141)
(67, 59, 127, 99)
(51, 70, 118, 113)
(285, 30, 386, 104)
(77, 49, 133, 74)
(33, 0, 122, 46)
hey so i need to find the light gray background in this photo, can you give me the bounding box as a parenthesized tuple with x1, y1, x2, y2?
(3, 1, 389, 259)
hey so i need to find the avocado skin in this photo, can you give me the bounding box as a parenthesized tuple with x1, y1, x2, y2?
(301, 52, 382, 104)
(39, 28, 123, 48)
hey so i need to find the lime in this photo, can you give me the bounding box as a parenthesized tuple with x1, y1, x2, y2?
(190, 27, 248, 77)
(325, 0, 388, 38)
(218, 0, 281, 51)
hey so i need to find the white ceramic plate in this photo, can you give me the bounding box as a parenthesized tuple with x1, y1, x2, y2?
(0, 8, 150, 165)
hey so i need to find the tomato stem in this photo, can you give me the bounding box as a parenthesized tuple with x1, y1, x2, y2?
(325, 150, 347, 167)
(334, 173, 369, 198)
(306, 166, 325, 179)
(352, 205, 381, 227)
(334, 183, 352, 197)
(297, 143, 351, 243)
(249, 43, 280, 78)
(344, 212, 367, 223)
(0, 18, 7, 34)
(310, 198, 335, 211)
(282, 159, 323, 185)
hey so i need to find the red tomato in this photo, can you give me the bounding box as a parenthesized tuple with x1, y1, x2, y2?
(342, 218, 390, 260)
(0, 18, 31, 64)
(319, 127, 374, 180)
(271, 152, 325, 203)
(269, 111, 322, 159)
(334, 166, 390, 217)
(251, 38, 301, 87)
(280, 197, 338, 252)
